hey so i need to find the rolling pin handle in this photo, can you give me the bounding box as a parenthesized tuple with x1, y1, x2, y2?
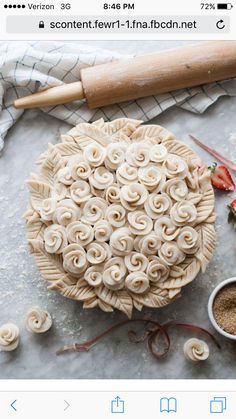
(14, 81, 85, 109)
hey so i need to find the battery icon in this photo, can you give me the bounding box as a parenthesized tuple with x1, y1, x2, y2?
(217, 3, 233, 9)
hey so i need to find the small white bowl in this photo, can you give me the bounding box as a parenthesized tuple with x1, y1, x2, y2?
(208, 277, 236, 341)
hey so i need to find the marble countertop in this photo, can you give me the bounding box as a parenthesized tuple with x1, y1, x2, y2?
(1, 41, 236, 379)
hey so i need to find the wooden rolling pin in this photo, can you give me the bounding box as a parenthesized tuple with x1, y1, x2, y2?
(14, 41, 236, 110)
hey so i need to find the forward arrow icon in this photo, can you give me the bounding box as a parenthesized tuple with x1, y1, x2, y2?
(64, 400, 70, 411)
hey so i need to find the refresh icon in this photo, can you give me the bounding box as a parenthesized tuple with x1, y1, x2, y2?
(216, 19, 226, 29)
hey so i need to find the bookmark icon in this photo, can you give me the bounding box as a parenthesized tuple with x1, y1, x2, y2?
(160, 397, 177, 413)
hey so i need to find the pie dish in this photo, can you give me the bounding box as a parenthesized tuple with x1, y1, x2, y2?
(24, 118, 216, 318)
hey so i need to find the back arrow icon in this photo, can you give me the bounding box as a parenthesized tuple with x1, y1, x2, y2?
(10, 400, 17, 411)
(64, 400, 70, 411)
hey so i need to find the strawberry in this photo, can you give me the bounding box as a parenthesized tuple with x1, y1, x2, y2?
(208, 162, 235, 191)
(228, 199, 236, 228)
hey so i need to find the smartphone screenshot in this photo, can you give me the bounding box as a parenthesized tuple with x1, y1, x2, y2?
(0, 0, 236, 417)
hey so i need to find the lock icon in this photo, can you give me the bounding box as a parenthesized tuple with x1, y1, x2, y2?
(39, 21, 45, 29)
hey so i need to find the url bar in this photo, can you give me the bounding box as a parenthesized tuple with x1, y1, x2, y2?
(7, 15, 230, 33)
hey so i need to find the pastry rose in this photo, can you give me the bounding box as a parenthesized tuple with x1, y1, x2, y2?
(116, 163, 138, 185)
(154, 216, 180, 241)
(94, 220, 113, 242)
(89, 166, 114, 190)
(70, 155, 92, 180)
(106, 204, 126, 228)
(105, 142, 126, 170)
(57, 166, 73, 185)
(138, 166, 165, 192)
(144, 193, 172, 219)
(125, 272, 149, 294)
(105, 183, 121, 204)
(159, 242, 185, 266)
(66, 221, 94, 246)
(70, 180, 92, 204)
(120, 183, 148, 211)
(150, 144, 168, 163)
(162, 154, 187, 179)
(84, 143, 106, 167)
(84, 265, 103, 287)
(126, 142, 150, 167)
(26, 307, 52, 334)
(146, 256, 170, 284)
(125, 252, 148, 272)
(103, 258, 126, 290)
(82, 197, 108, 224)
(110, 227, 134, 256)
(104, 257, 127, 277)
(183, 338, 209, 362)
(128, 210, 153, 235)
(177, 226, 199, 254)
(63, 243, 87, 274)
(44, 224, 68, 254)
(39, 198, 57, 221)
(86, 241, 111, 264)
(170, 200, 197, 226)
(54, 198, 81, 226)
(134, 233, 161, 255)
(0, 323, 20, 352)
(162, 178, 188, 201)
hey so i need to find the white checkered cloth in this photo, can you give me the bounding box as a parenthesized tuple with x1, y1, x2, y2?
(1, 41, 236, 152)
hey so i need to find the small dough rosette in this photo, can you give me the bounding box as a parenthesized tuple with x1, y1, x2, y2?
(94, 219, 113, 242)
(128, 210, 153, 236)
(66, 221, 94, 246)
(177, 226, 199, 254)
(63, 243, 87, 275)
(103, 257, 127, 290)
(125, 252, 148, 272)
(26, 307, 52, 334)
(162, 154, 188, 179)
(110, 227, 134, 256)
(144, 193, 172, 219)
(105, 183, 121, 204)
(116, 163, 138, 185)
(39, 198, 57, 221)
(70, 180, 92, 204)
(138, 166, 165, 192)
(84, 265, 104, 287)
(89, 166, 114, 190)
(84, 143, 106, 167)
(86, 241, 111, 264)
(126, 142, 150, 167)
(82, 197, 108, 224)
(105, 142, 126, 170)
(120, 183, 148, 211)
(170, 200, 197, 227)
(183, 338, 209, 362)
(106, 204, 126, 228)
(162, 178, 188, 201)
(54, 198, 81, 226)
(44, 224, 67, 254)
(159, 241, 185, 266)
(146, 256, 170, 284)
(150, 144, 168, 163)
(57, 166, 73, 185)
(69, 155, 92, 180)
(134, 233, 161, 255)
(0, 323, 20, 352)
(154, 216, 180, 241)
(125, 272, 150, 294)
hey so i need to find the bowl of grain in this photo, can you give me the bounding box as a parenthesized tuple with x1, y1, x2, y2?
(208, 277, 236, 340)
